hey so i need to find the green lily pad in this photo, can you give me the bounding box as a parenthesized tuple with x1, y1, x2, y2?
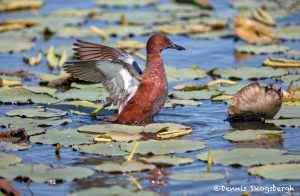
(248, 164, 300, 180)
(140, 155, 193, 166)
(169, 172, 224, 181)
(276, 25, 300, 41)
(51, 9, 103, 17)
(279, 74, 300, 83)
(73, 143, 128, 156)
(121, 140, 205, 155)
(31, 166, 94, 182)
(0, 116, 71, 127)
(0, 87, 58, 104)
(189, 30, 234, 39)
(95, 0, 156, 7)
(164, 99, 202, 108)
(197, 148, 300, 166)
(157, 3, 199, 12)
(45, 101, 99, 115)
(6, 108, 67, 118)
(0, 39, 34, 53)
(23, 86, 57, 96)
(212, 66, 288, 80)
(223, 129, 284, 142)
(3, 143, 32, 151)
(235, 44, 291, 54)
(102, 25, 152, 37)
(274, 105, 300, 119)
(55, 87, 108, 102)
(0, 152, 22, 167)
(69, 186, 155, 196)
(166, 65, 207, 81)
(78, 122, 190, 134)
(0, 164, 50, 180)
(13, 125, 45, 136)
(170, 89, 220, 100)
(96, 161, 155, 173)
(30, 129, 93, 146)
(266, 119, 300, 127)
(104, 132, 143, 142)
(55, 27, 95, 38)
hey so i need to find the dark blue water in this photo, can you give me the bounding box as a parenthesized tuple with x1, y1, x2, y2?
(1, 0, 300, 195)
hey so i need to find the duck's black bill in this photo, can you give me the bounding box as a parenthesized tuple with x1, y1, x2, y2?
(168, 42, 185, 50)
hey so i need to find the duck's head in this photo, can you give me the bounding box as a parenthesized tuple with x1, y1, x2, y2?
(146, 34, 185, 53)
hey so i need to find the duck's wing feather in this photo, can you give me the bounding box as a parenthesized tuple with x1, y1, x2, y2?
(65, 59, 141, 113)
(73, 39, 143, 74)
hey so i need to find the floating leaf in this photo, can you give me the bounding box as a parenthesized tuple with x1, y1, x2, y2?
(121, 140, 205, 155)
(157, 3, 200, 13)
(263, 57, 300, 68)
(0, 39, 34, 53)
(0, 87, 58, 104)
(166, 65, 207, 81)
(266, 119, 300, 127)
(197, 148, 300, 166)
(69, 186, 155, 196)
(275, 105, 300, 119)
(6, 108, 67, 118)
(31, 166, 94, 182)
(276, 25, 300, 41)
(188, 30, 233, 39)
(0, 1, 43, 12)
(3, 142, 32, 151)
(56, 27, 95, 38)
(157, 24, 211, 35)
(95, 0, 156, 7)
(0, 152, 22, 167)
(55, 87, 108, 102)
(96, 161, 155, 173)
(164, 99, 202, 108)
(102, 25, 152, 37)
(157, 129, 192, 139)
(248, 164, 300, 180)
(22, 53, 42, 66)
(0, 164, 50, 180)
(279, 74, 300, 84)
(235, 44, 291, 54)
(51, 9, 103, 17)
(45, 101, 99, 115)
(169, 172, 224, 181)
(94, 132, 142, 143)
(0, 78, 22, 87)
(90, 26, 109, 41)
(140, 155, 193, 166)
(252, 8, 276, 27)
(212, 66, 288, 80)
(30, 129, 93, 146)
(73, 143, 128, 156)
(115, 40, 145, 50)
(173, 84, 207, 91)
(223, 129, 284, 142)
(170, 89, 220, 100)
(0, 116, 71, 128)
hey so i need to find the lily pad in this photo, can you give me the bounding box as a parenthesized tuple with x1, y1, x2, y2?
(0, 39, 34, 53)
(170, 89, 220, 100)
(45, 101, 99, 115)
(266, 119, 300, 127)
(102, 26, 152, 37)
(0, 116, 71, 128)
(0, 164, 50, 180)
(31, 166, 94, 182)
(140, 155, 193, 166)
(164, 99, 201, 107)
(166, 65, 207, 81)
(30, 129, 93, 146)
(96, 161, 155, 173)
(51, 9, 103, 17)
(69, 186, 155, 196)
(248, 164, 300, 180)
(55, 27, 95, 38)
(189, 30, 233, 39)
(0, 87, 58, 104)
(279, 74, 300, 84)
(263, 57, 300, 68)
(3, 143, 32, 151)
(23, 86, 57, 96)
(95, 0, 156, 7)
(55, 87, 108, 102)
(121, 140, 205, 155)
(223, 129, 284, 142)
(95, 132, 142, 142)
(73, 143, 128, 156)
(275, 105, 300, 119)
(169, 172, 224, 181)
(235, 44, 291, 54)
(212, 66, 288, 80)
(0, 152, 22, 167)
(6, 108, 67, 118)
(197, 148, 300, 166)
(276, 25, 300, 41)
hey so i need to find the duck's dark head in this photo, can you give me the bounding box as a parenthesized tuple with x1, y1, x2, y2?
(146, 34, 185, 54)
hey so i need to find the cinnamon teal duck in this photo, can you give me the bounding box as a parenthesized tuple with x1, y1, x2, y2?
(64, 34, 185, 124)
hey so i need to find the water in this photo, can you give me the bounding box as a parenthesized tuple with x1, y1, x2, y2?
(1, 0, 300, 195)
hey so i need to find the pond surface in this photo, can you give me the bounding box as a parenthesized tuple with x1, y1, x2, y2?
(1, 0, 300, 195)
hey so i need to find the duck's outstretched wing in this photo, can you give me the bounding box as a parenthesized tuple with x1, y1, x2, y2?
(73, 39, 143, 74)
(65, 60, 141, 113)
